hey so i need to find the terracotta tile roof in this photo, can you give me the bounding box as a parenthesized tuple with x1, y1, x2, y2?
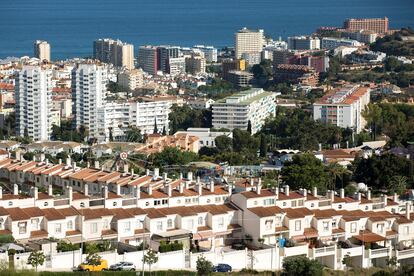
(78, 208, 114, 220)
(283, 208, 313, 219)
(333, 196, 357, 203)
(240, 189, 276, 199)
(354, 230, 386, 243)
(127, 207, 146, 216)
(396, 216, 412, 224)
(197, 226, 211, 232)
(57, 207, 79, 217)
(37, 192, 53, 200)
(304, 227, 319, 238)
(332, 228, 346, 234)
(386, 230, 398, 238)
(69, 168, 99, 181)
(21, 207, 44, 218)
(248, 206, 284, 218)
(313, 209, 339, 219)
(0, 229, 12, 235)
(109, 208, 134, 220)
(42, 208, 65, 221)
(102, 229, 117, 236)
(107, 192, 122, 199)
(275, 226, 289, 232)
(0, 206, 9, 216)
(0, 194, 31, 201)
(6, 208, 31, 221)
(30, 230, 48, 239)
(72, 192, 89, 200)
(278, 191, 305, 200)
(66, 230, 81, 236)
(40, 164, 65, 175)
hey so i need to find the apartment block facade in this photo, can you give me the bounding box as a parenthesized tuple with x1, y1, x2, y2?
(313, 84, 370, 133)
(15, 66, 53, 141)
(93, 38, 135, 70)
(344, 17, 389, 34)
(235, 28, 265, 59)
(33, 40, 51, 62)
(212, 88, 276, 134)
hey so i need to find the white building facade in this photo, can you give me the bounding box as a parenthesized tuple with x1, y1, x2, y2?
(15, 66, 53, 141)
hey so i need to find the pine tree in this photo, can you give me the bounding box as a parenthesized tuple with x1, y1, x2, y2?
(153, 118, 158, 134)
(247, 120, 252, 134)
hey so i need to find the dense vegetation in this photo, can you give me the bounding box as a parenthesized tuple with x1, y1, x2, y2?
(371, 28, 414, 56)
(168, 104, 212, 134)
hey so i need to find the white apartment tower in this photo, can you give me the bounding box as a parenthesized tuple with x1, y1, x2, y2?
(72, 63, 108, 139)
(15, 66, 53, 141)
(235, 28, 265, 59)
(212, 88, 277, 134)
(93, 39, 135, 70)
(34, 40, 51, 62)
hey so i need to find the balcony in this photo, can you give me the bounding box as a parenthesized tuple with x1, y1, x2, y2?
(396, 248, 414, 260)
(338, 245, 363, 257)
(310, 245, 336, 258)
(366, 248, 389, 259)
(280, 243, 309, 257)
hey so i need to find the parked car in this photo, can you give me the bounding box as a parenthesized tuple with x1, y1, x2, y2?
(109, 261, 136, 271)
(213, 263, 232, 272)
(77, 259, 108, 271)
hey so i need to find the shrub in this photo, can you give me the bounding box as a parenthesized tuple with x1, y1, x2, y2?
(56, 241, 79, 252)
(0, 235, 14, 244)
(282, 255, 323, 276)
(196, 256, 213, 276)
(159, 241, 183, 253)
(284, 238, 296, 248)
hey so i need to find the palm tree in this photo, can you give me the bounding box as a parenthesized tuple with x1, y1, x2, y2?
(362, 104, 382, 140)
(327, 163, 349, 190)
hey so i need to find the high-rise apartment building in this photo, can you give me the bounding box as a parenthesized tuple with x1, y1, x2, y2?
(212, 88, 276, 134)
(71, 63, 108, 138)
(185, 54, 206, 75)
(235, 28, 265, 59)
(193, 45, 218, 62)
(157, 46, 181, 73)
(287, 36, 320, 50)
(344, 17, 389, 34)
(15, 66, 53, 141)
(321, 37, 362, 50)
(222, 59, 246, 80)
(138, 46, 159, 75)
(117, 69, 144, 91)
(33, 40, 51, 62)
(93, 39, 135, 69)
(168, 57, 186, 76)
(313, 84, 370, 133)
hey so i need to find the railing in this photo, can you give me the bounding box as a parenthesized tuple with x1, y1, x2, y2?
(122, 198, 136, 206)
(315, 245, 336, 254)
(369, 248, 389, 257)
(397, 248, 414, 258)
(54, 199, 69, 206)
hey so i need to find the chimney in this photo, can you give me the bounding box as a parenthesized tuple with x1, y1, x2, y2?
(45, 159, 49, 166)
(329, 190, 334, 202)
(187, 171, 193, 182)
(135, 187, 140, 206)
(94, 160, 100, 169)
(131, 168, 134, 176)
(406, 202, 411, 219)
(0, 186, 2, 199)
(32, 155, 36, 161)
(32, 187, 38, 200)
(228, 182, 233, 196)
(40, 153, 45, 162)
(210, 180, 215, 192)
(250, 178, 254, 186)
(148, 185, 153, 196)
(123, 163, 129, 173)
(84, 183, 89, 196)
(58, 159, 62, 165)
(367, 189, 371, 200)
(72, 162, 77, 170)
(382, 194, 387, 206)
(302, 188, 307, 200)
(167, 184, 172, 197)
(284, 185, 290, 196)
(256, 179, 262, 195)
(318, 143, 322, 151)
(393, 193, 398, 203)
(154, 168, 160, 178)
(103, 186, 108, 199)
(198, 182, 202, 196)
(116, 184, 121, 195)
(146, 169, 150, 176)
(356, 192, 361, 201)
(13, 184, 18, 195)
(48, 185, 53, 196)
(68, 186, 73, 204)
(86, 161, 90, 168)
(312, 186, 318, 197)
(15, 151, 21, 161)
(340, 188, 345, 199)
(274, 186, 279, 199)
(179, 182, 184, 194)
(66, 157, 71, 166)
(163, 172, 168, 181)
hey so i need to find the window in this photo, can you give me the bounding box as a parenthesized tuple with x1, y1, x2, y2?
(67, 220, 73, 230)
(265, 220, 273, 230)
(156, 221, 163, 231)
(323, 222, 329, 231)
(31, 218, 39, 229)
(91, 222, 98, 234)
(332, 220, 337, 228)
(123, 222, 131, 233)
(136, 219, 143, 229)
(295, 220, 301, 231)
(350, 222, 357, 233)
(167, 219, 173, 228)
(291, 201, 297, 207)
(187, 219, 194, 229)
(217, 217, 224, 228)
(113, 202, 117, 206)
(55, 223, 62, 234)
(44, 202, 49, 206)
(18, 222, 27, 234)
(283, 202, 287, 207)
(377, 223, 384, 233)
(198, 217, 203, 226)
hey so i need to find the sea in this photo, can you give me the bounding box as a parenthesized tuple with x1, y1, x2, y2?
(0, 0, 413, 60)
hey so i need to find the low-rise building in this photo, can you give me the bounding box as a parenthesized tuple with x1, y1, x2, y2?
(174, 128, 233, 148)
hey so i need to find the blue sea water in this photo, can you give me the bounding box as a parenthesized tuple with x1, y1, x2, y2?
(0, 0, 413, 60)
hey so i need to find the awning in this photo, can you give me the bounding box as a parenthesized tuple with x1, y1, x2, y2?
(304, 228, 319, 239)
(354, 231, 386, 243)
(152, 229, 192, 241)
(193, 231, 214, 240)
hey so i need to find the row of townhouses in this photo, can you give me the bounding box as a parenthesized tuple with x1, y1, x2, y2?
(0, 157, 413, 270)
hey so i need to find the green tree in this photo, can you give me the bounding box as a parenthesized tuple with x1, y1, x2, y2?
(281, 153, 329, 192)
(125, 126, 143, 142)
(143, 249, 158, 275)
(85, 242, 99, 254)
(214, 135, 233, 152)
(327, 163, 349, 190)
(108, 127, 114, 142)
(259, 134, 267, 157)
(153, 118, 158, 134)
(387, 175, 408, 195)
(282, 255, 323, 276)
(27, 251, 45, 272)
(362, 103, 383, 140)
(342, 254, 353, 271)
(57, 241, 79, 252)
(386, 256, 398, 270)
(247, 120, 252, 134)
(150, 147, 199, 167)
(196, 256, 213, 276)
(86, 253, 101, 266)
